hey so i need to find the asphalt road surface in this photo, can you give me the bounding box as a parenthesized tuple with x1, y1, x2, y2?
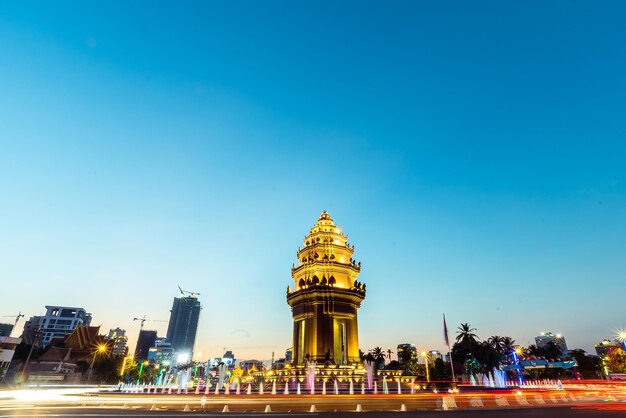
(1, 405, 626, 417)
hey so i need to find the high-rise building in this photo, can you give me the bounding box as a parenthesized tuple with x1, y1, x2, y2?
(135, 330, 158, 360)
(165, 294, 201, 359)
(397, 343, 417, 364)
(287, 211, 366, 365)
(22, 306, 92, 347)
(147, 337, 172, 366)
(107, 328, 128, 357)
(535, 332, 568, 354)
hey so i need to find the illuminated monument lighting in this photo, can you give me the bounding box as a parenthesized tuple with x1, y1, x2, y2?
(286, 211, 366, 366)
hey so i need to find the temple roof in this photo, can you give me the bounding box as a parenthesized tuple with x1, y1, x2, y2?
(318, 211, 332, 221)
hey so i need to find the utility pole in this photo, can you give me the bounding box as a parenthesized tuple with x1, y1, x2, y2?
(20, 326, 41, 383)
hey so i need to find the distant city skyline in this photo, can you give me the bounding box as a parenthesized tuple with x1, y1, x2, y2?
(1, 1, 625, 359)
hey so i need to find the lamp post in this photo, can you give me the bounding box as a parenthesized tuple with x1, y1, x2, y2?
(20, 326, 41, 383)
(420, 351, 430, 382)
(138, 360, 149, 383)
(87, 344, 108, 383)
(120, 354, 133, 378)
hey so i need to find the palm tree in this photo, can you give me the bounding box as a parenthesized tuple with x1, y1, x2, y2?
(501, 337, 516, 353)
(369, 347, 386, 368)
(488, 336, 504, 355)
(456, 323, 479, 351)
(499, 336, 516, 362)
(525, 344, 544, 358)
(387, 349, 393, 362)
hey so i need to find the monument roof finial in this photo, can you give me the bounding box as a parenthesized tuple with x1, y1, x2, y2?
(319, 210, 331, 221)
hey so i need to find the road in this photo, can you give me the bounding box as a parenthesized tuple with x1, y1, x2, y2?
(0, 385, 625, 417)
(1, 406, 626, 417)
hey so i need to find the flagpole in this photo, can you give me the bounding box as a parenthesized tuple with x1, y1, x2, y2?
(443, 314, 456, 383)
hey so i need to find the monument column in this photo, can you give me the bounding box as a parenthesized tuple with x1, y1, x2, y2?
(286, 211, 366, 366)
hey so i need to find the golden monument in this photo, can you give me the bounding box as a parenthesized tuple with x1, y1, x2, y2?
(286, 211, 366, 366)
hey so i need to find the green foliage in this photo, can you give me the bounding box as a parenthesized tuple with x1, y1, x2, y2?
(92, 355, 124, 383)
(525, 341, 562, 360)
(432, 358, 450, 380)
(452, 323, 517, 374)
(568, 349, 601, 379)
(368, 347, 387, 369)
(605, 347, 626, 373)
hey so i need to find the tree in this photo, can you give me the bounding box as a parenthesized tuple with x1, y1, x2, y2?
(501, 337, 516, 353)
(605, 347, 626, 374)
(386, 360, 402, 370)
(475, 341, 499, 370)
(432, 358, 450, 381)
(368, 347, 386, 369)
(456, 323, 478, 352)
(569, 349, 601, 379)
(92, 354, 125, 384)
(488, 336, 504, 356)
(402, 358, 420, 376)
(542, 341, 563, 360)
(525, 344, 544, 357)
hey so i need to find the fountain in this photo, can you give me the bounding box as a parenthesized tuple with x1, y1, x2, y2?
(236, 382, 241, 395)
(322, 380, 327, 395)
(259, 381, 264, 395)
(469, 374, 477, 386)
(374, 381, 378, 394)
(334, 379, 339, 395)
(297, 381, 301, 395)
(284, 382, 289, 395)
(271, 380, 277, 395)
(382, 377, 389, 395)
(482, 374, 490, 386)
(361, 381, 365, 395)
(246, 383, 252, 395)
(493, 368, 507, 389)
(364, 360, 374, 389)
(349, 379, 354, 395)
(488, 373, 495, 388)
(217, 364, 227, 391)
(306, 361, 316, 394)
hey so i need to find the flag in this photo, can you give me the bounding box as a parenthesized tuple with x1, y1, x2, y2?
(443, 314, 450, 347)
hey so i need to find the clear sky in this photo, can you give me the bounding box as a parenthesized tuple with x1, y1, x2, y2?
(1, 1, 625, 361)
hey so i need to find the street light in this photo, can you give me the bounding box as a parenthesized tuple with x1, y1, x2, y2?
(138, 360, 150, 383)
(87, 343, 109, 383)
(420, 351, 430, 382)
(120, 354, 134, 377)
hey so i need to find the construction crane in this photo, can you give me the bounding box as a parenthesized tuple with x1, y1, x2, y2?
(1, 311, 25, 328)
(178, 285, 201, 298)
(132, 315, 167, 331)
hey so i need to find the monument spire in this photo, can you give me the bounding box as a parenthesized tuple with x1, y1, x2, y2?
(287, 211, 366, 365)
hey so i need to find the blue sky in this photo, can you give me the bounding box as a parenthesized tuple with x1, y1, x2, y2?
(1, 1, 625, 360)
